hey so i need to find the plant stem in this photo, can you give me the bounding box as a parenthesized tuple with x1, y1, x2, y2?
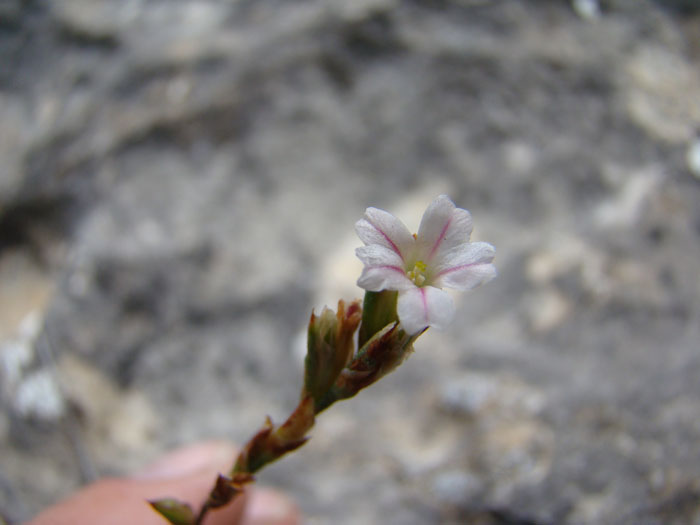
(194, 503, 211, 525)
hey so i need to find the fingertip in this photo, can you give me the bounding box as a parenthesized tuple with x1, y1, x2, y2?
(240, 489, 299, 525)
(134, 441, 238, 480)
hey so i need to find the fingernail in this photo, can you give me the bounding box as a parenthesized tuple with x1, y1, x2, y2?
(243, 489, 298, 525)
(133, 441, 237, 480)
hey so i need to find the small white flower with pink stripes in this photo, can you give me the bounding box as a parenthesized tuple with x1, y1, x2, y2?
(355, 195, 496, 335)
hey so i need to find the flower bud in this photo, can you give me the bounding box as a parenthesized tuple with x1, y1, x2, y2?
(302, 300, 361, 409)
(315, 320, 419, 412)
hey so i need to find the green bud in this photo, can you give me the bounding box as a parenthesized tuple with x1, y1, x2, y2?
(303, 300, 361, 409)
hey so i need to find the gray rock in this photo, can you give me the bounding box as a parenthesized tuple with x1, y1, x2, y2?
(431, 469, 485, 508)
(1, 1, 700, 524)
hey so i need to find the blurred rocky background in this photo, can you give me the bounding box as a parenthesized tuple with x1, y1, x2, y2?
(1, 0, 700, 523)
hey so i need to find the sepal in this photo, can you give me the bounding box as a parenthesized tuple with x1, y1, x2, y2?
(316, 322, 420, 412)
(358, 290, 398, 348)
(148, 498, 195, 525)
(233, 395, 316, 475)
(205, 473, 254, 509)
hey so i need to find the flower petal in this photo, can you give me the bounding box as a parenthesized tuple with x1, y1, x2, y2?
(355, 245, 404, 268)
(355, 207, 414, 261)
(433, 242, 496, 291)
(397, 286, 455, 334)
(357, 266, 414, 292)
(416, 195, 473, 263)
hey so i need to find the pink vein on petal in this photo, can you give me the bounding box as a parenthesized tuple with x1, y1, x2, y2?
(368, 218, 405, 261)
(374, 265, 407, 274)
(420, 288, 429, 323)
(428, 216, 452, 260)
(435, 262, 480, 278)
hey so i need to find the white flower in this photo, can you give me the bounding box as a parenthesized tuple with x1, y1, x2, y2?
(355, 195, 496, 335)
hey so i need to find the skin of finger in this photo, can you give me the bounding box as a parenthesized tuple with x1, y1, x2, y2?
(240, 489, 299, 525)
(27, 470, 248, 525)
(133, 441, 238, 481)
(26, 441, 299, 525)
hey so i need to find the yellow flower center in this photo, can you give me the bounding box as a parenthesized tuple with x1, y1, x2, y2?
(407, 260, 428, 286)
